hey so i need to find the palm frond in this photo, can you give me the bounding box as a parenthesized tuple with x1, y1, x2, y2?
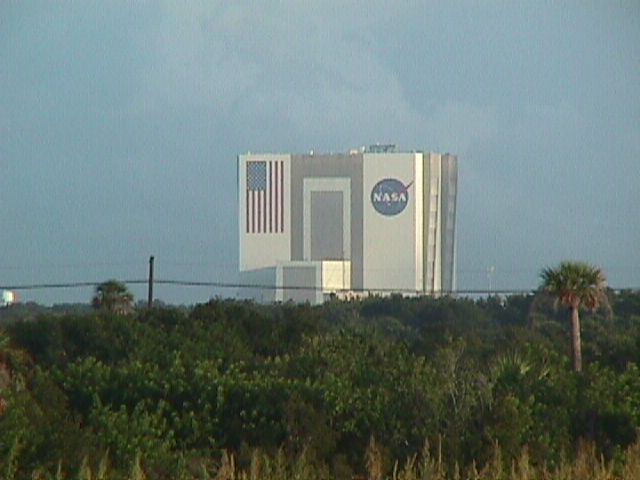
(540, 261, 607, 311)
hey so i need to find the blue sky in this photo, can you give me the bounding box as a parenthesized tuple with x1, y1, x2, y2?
(1, 1, 639, 305)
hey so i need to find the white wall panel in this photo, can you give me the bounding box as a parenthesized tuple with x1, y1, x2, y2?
(362, 153, 423, 292)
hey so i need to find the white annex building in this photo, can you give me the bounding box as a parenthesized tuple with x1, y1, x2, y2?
(238, 146, 458, 304)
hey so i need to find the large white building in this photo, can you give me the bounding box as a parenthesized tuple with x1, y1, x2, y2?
(238, 147, 458, 304)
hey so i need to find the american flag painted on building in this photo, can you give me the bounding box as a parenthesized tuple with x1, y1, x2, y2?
(246, 160, 284, 234)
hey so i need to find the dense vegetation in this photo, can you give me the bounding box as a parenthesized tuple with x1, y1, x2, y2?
(1, 289, 640, 479)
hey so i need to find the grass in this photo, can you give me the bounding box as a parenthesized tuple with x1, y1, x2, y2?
(4, 438, 640, 480)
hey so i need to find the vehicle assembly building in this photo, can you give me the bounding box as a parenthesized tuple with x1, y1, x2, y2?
(238, 146, 458, 304)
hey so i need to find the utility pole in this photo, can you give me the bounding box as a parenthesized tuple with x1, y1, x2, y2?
(148, 255, 155, 308)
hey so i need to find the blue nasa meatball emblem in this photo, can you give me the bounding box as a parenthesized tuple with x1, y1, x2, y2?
(370, 178, 412, 216)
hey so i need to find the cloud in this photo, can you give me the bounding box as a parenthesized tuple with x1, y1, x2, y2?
(2, 1, 638, 303)
(129, 4, 421, 139)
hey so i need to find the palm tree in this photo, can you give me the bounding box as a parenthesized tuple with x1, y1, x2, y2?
(540, 261, 607, 373)
(0, 329, 30, 415)
(0, 330, 12, 415)
(92, 280, 134, 315)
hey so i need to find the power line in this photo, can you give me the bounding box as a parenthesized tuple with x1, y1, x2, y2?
(0, 280, 148, 290)
(1, 279, 638, 296)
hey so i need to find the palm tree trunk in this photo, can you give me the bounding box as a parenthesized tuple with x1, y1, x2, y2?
(570, 305, 582, 373)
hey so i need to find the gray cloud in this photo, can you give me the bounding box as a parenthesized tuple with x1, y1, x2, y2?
(1, 1, 638, 304)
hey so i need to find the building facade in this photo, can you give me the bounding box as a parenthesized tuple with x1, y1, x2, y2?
(238, 147, 457, 303)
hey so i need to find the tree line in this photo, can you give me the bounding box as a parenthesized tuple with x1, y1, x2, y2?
(0, 262, 639, 479)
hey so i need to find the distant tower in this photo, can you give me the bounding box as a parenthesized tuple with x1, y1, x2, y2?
(0, 290, 18, 307)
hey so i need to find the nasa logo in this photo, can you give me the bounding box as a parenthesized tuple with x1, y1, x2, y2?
(370, 178, 412, 216)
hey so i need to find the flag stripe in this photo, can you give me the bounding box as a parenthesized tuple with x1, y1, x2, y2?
(274, 161, 279, 231)
(256, 191, 262, 232)
(268, 162, 272, 233)
(280, 160, 284, 232)
(263, 166, 267, 232)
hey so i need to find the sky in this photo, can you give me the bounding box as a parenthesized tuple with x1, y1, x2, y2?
(1, 1, 639, 305)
